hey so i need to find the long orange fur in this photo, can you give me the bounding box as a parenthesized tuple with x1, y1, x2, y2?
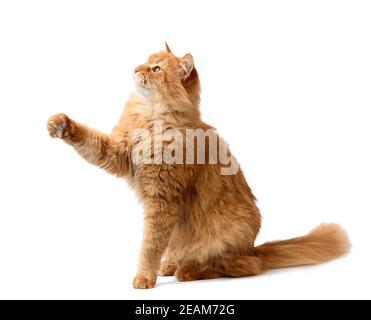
(47, 44, 350, 289)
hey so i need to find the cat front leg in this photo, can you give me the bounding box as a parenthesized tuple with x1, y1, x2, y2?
(158, 258, 178, 276)
(133, 202, 179, 289)
(158, 247, 178, 276)
(47, 113, 127, 176)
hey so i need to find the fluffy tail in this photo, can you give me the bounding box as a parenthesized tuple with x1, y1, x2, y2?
(255, 223, 351, 269)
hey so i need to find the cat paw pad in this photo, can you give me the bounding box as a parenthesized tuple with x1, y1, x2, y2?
(47, 114, 71, 139)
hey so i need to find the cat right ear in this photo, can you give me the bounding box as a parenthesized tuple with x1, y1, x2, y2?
(165, 42, 172, 54)
(178, 54, 194, 80)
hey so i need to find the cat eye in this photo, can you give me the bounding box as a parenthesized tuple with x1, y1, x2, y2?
(152, 66, 161, 72)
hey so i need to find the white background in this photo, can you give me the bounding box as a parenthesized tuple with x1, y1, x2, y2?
(0, 0, 370, 300)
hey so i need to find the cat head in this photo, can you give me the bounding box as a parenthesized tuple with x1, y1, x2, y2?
(133, 43, 200, 106)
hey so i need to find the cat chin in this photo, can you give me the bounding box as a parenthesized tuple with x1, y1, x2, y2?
(135, 82, 155, 99)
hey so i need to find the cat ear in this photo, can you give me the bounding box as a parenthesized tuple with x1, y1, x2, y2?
(178, 54, 194, 80)
(165, 41, 172, 54)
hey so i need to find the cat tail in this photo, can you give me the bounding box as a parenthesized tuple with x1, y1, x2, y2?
(254, 223, 351, 270)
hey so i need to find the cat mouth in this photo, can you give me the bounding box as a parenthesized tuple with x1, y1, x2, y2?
(134, 72, 148, 88)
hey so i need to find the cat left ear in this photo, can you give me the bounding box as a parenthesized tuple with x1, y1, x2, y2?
(178, 54, 194, 80)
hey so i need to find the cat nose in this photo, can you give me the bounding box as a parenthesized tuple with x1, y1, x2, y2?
(134, 65, 146, 74)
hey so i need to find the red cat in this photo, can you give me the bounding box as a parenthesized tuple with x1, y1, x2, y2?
(47, 43, 350, 289)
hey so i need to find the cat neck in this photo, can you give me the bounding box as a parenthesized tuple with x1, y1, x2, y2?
(131, 90, 201, 126)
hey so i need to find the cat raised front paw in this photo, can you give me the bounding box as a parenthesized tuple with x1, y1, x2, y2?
(47, 113, 72, 139)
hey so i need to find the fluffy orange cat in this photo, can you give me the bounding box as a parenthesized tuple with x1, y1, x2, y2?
(47, 43, 350, 289)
